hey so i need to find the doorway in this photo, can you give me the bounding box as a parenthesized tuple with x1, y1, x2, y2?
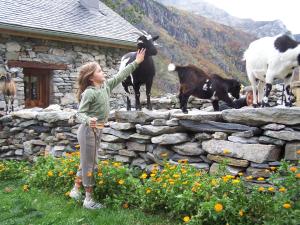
(23, 68, 50, 108)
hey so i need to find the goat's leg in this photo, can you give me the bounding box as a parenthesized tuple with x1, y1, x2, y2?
(11, 97, 14, 112)
(4, 95, 9, 114)
(123, 84, 131, 111)
(261, 83, 272, 107)
(181, 93, 191, 114)
(212, 100, 219, 111)
(133, 84, 141, 111)
(283, 74, 293, 107)
(257, 80, 265, 106)
(249, 75, 259, 108)
(146, 80, 153, 110)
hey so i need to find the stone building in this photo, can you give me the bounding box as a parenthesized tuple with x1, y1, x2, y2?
(0, 0, 140, 110)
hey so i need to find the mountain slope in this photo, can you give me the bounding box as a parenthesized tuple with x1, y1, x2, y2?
(102, 0, 255, 95)
(156, 0, 289, 38)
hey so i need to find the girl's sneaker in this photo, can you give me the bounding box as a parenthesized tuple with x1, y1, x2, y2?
(83, 198, 104, 210)
(69, 187, 81, 200)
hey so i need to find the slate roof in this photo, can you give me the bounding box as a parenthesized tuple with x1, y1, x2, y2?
(0, 0, 140, 47)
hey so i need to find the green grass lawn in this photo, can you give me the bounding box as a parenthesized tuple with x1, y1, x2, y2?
(0, 180, 177, 225)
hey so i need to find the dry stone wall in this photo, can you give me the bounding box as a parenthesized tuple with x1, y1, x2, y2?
(0, 106, 299, 180)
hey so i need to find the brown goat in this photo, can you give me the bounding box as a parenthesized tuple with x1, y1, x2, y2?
(168, 63, 241, 113)
(0, 72, 16, 113)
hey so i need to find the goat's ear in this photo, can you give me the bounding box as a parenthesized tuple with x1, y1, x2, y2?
(152, 36, 159, 41)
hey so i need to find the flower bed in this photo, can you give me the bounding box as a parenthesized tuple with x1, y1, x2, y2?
(1, 154, 299, 224)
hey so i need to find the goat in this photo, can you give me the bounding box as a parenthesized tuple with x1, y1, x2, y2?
(243, 34, 300, 107)
(0, 72, 17, 113)
(120, 31, 159, 110)
(168, 63, 241, 113)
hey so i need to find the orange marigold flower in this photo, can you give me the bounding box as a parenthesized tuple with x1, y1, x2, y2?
(239, 209, 244, 217)
(279, 187, 287, 192)
(183, 216, 191, 223)
(118, 179, 124, 185)
(296, 149, 300, 155)
(123, 203, 129, 209)
(258, 187, 265, 192)
(296, 173, 300, 178)
(98, 172, 103, 177)
(23, 184, 29, 192)
(283, 203, 291, 209)
(268, 187, 275, 192)
(214, 203, 223, 212)
(173, 174, 180, 179)
(289, 167, 297, 172)
(47, 171, 53, 177)
(140, 173, 147, 179)
(68, 171, 75, 176)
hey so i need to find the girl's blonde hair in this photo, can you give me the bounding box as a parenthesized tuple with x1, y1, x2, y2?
(76, 61, 99, 102)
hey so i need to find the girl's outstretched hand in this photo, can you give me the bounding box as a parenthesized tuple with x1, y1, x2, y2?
(135, 48, 146, 64)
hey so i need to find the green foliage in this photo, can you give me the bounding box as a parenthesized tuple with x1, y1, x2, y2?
(0, 160, 30, 180)
(2, 156, 299, 224)
(102, 0, 143, 24)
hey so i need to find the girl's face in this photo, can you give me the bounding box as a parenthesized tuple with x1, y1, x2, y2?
(90, 65, 106, 85)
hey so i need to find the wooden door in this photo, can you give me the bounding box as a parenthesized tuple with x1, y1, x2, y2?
(24, 68, 50, 108)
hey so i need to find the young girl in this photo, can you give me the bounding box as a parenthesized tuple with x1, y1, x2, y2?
(69, 49, 146, 209)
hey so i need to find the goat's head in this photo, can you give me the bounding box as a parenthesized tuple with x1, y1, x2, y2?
(229, 79, 241, 99)
(0, 73, 13, 82)
(136, 32, 159, 56)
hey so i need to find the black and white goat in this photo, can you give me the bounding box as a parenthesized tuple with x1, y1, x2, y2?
(120, 31, 159, 110)
(244, 34, 300, 107)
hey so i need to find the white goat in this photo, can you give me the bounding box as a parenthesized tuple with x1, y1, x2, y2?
(244, 34, 300, 107)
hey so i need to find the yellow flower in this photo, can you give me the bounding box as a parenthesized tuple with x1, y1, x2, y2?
(23, 184, 29, 192)
(75, 144, 80, 149)
(118, 179, 125, 185)
(258, 187, 265, 192)
(246, 176, 253, 180)
(289, 167, 297, 172)
(173, 174, 180, 179)
(113, 162, 121, 168)
(296, 173, 300, 179)
(223, 149, 231, 154)
(98, 172, 103, 177)
(279, 187, 287, 192)
(146, 188, 151, 194)
(270, 166, 276, 171)
(182, 181, 188, 185)
(232, 179, 240, 184)
(123, 202, 129, 209)
(68, 171, 75, 176)
(181, 168, 187, 174)
(102, 160, 109, 165)
(257, 177, 265, 181)
(58, 172, 63, 177)
(211, 179, 218, 186)
(140, 173, 147, 179)
(150, 173, 156, 177)
(195, 172, 202, 176)
(214, 203, 223, 212)
(169, 181, 175, 185)
(238, 172, 243, 176)
(268, 187, 275, 192)
(65, 191, 70, 196)
(239, 209, 244, 217)
(222, 176, 229, 183)
(162, 183, 167, 188)
(183, 216, 190, 223)
(47, 171, 53, 177)
(283, 203, 291, 209)
(98, 180, 104, 185)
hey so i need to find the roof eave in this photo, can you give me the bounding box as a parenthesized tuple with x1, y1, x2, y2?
(0, 23, 137, 50)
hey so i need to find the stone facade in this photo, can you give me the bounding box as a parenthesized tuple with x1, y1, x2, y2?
(1, 106, 299, 180)
(0, 34, 129, 110)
